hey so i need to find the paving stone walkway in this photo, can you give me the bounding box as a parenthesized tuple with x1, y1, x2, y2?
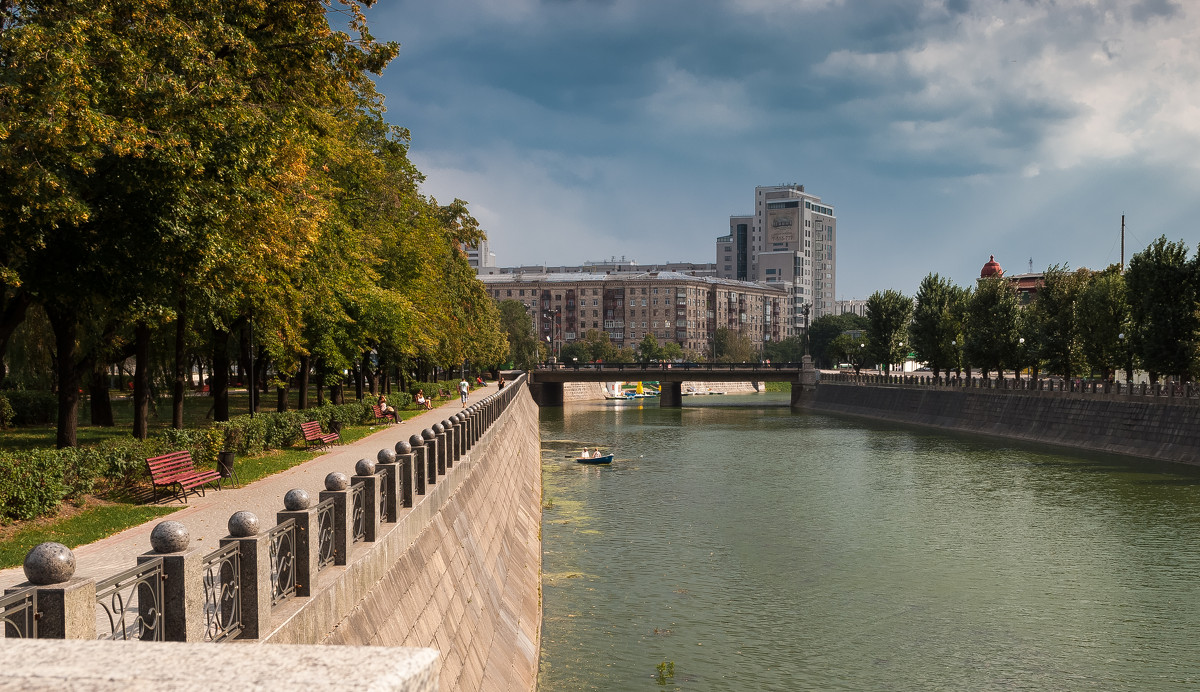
(0, 387, 494, 592)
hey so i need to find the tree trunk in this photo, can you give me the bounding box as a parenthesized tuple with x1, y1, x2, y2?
(276, 379, 289, 412)
(89, 362, 114, 427)
(47, 306, 82, 448)
(331, 383, 344, 405)
(354, 363, 364, 401)
(131, 321, 151, 439)
(298, 355, 310, 409)
(172, 297, 186, 429)
(0, 291, 31, 386)
(212, 327, 231, 421)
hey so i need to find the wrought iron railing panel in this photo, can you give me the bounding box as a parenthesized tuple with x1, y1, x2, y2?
(377, 468, 390, 523)
(350, 483, 366, 544)
(1, 586, 37, 639)
(201, 542, 242, 642)
(316, 498, 335, 571)
(268, 519, 297, 607)
(95, 558, 164, 641)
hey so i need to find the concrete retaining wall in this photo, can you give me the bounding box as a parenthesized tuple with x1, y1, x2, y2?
(811, 382, 1200, 464)
(561, 380, 761, 402)
(263, 388, 543, 691)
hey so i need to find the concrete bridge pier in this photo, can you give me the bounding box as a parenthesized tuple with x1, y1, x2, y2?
(660, 381, 683, 408)
(791, 355, 817, 409)
(529, 380, 564, 407)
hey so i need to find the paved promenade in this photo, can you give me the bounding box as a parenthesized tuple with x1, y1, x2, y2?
(0, 386, 496, 592)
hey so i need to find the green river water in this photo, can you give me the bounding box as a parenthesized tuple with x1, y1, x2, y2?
(537, 393, 1200, 691)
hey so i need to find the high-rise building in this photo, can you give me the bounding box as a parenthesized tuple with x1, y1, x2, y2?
(462, 240, 496, 270)
(717, 184, 837, 335)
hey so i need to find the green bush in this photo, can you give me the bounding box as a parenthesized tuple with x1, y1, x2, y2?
(0, 395, 14, 428)
(3, 390, 57, 425)
(0, 450, 68, 521)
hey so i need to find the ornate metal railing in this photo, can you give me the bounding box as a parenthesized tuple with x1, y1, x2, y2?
(1, 586, 37, 639)
(377, 468, 390, 523)
(316, 497, 336, 571)
(268, 519, 297, 607)
(95, 558, 164, 641)
(201, 542, 242, 642)
(350, 483, 366, 544)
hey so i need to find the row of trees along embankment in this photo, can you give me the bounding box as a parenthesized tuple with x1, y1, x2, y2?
(820, 238, 1198, 384)
(0, 2, 508, 448)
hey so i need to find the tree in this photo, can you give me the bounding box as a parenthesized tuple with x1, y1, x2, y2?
(762, 336, 804, 364)
(636, 334, 662, 362)
(828, 333, 866, 373)
(1077, 267, 1129, 381)
(1033, 265, 1089, 379)
(865, 290, 913, 374)
(908, 273, 960, 378)
(497, 301, 539, 370)
(808, 313, 868, 369)
(1125, 237, 1199, 381)
(713, 327, 756, 363)
(963, 277, 1020, 378)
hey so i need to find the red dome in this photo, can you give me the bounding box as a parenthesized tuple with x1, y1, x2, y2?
(980, 255, 1003, 278)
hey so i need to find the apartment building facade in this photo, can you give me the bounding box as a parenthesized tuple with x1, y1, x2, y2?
(716, 183, 837, 335)
(480, 271, 786, 357)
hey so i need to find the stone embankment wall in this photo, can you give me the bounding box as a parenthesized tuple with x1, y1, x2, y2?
(265, 389, 543, 690)
(811, 382, 1200, 464)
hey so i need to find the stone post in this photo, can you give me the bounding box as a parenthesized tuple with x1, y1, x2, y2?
(421, 428, 438, 485)
(433, 422, 448, 475)
(7, 543, 95, 639)
(443, 418, 457, 468)
(317, 473, 352, 566)
(395, 439, 416, 507)
(448, 414, 461, 462)
(138, 521, 204, 641)
(408, 434, 427, 496)
(277, 490, 319, 598)
(376, 448, 399, 522)
(219, 511, 272, 640)
(351, 458, 380, 543)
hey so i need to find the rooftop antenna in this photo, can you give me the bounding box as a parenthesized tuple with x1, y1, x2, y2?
(1028, 257, 1033, 273)
(1121, 214, 1125, 272)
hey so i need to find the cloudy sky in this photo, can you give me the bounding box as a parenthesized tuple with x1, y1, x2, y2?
(369, 0, 1200, 298)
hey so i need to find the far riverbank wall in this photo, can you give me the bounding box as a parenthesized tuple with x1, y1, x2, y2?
(562, 380, 761, 402)
(810, 380, 1200, 464)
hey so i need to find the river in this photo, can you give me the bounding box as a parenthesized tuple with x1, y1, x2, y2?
(538, 393, 1200, 690)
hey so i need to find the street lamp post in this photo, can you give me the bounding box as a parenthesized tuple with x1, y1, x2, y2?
(1018, 337, 1025, 381)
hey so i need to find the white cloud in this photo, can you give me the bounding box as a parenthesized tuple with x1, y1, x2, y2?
(812, 0, 1200, 173)
(640, 61, 756, 133)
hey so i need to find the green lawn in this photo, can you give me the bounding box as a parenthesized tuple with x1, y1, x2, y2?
(0, 503, 181, 569)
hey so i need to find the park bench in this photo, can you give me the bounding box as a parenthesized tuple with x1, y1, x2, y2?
(372, 404, 397, 424)
(145, 451, 223, 503)
(301, 420, 340, 451)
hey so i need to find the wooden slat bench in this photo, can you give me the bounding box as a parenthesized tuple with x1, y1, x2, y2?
(372, 404, 397, 424)
(301, 420, 340, 451)
(146, 451, 222, 503)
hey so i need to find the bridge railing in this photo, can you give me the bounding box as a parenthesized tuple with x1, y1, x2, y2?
(536, 361, 803, 373)
(823, 371, 1200, 403)
(5, 373, 530, 643)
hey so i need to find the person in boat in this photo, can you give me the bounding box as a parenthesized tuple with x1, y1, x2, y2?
(593, 449, 603, 458)
(581, 448, 589, 458)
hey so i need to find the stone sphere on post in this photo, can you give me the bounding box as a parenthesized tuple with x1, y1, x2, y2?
(395, 439, 412, 455)
(355, 458, 376, 477)
(228, 511, 260, 538)
(432, 422, 444, 435)
(377, 447, 397, 465)
(284, 488, 311, 511)
(422, 428, 435, 441)
(441, 419, 452, 430)
(150, 520, 190, 553)
(23, 542, 76, 585)
(409, 434, 424, 448)
(325, 471, 350, 491)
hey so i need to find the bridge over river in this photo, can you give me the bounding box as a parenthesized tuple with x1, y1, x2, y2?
(528, 359, 816, 407)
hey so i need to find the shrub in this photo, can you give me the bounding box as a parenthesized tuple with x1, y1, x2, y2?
(3, 390, 57, 425)
(0, 395, 13, 428)
(0, 450, 68, 521)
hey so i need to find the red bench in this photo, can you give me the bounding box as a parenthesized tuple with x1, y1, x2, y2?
(146, 451, 222, 503)
(372, 404, 397, 424)
(301, 420, 339, 451)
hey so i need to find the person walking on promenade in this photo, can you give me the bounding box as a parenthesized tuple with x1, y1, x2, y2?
(459, 376, 470, 407)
